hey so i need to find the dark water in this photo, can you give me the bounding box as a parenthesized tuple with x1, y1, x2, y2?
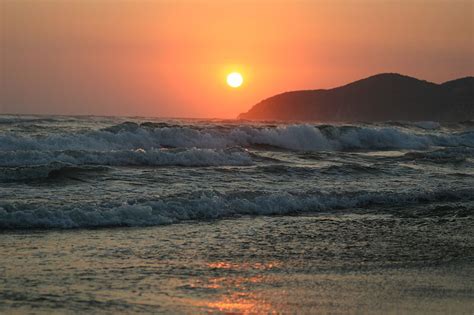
(0, 115, 473, 313)
(0, 115, 473, 229)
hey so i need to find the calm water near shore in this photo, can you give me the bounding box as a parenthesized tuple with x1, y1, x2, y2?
(1, 215, 473, 314)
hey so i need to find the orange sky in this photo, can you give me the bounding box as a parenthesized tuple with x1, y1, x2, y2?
(1, 0, 473, 118)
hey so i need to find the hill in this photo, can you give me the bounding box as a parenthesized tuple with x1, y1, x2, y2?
(238, 73, 474, 121)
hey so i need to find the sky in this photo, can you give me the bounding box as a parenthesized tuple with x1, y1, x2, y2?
(1, 0, 473, 118)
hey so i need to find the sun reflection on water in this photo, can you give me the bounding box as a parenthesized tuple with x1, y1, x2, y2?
(180, 291, 279, 314)
(175, 260, 284, 313)
(207, 261, 281, 270)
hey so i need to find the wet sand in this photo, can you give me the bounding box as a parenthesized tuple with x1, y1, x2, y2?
(1, 214, 473, 314)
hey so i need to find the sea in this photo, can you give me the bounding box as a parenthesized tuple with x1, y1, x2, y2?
(0, 115, 473, 314)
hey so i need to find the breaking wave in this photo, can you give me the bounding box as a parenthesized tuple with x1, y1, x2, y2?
(1, 122, 473, 153)
(1, 188, 472, 229)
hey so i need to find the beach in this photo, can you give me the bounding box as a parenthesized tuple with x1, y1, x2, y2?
(1, 215, 473, 314)
(0, 116, 473, 313)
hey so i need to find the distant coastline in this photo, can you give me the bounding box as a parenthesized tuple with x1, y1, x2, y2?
(239, 73, 474, 122)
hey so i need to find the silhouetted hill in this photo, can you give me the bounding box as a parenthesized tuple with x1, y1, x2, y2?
(238, 73, 474, 121)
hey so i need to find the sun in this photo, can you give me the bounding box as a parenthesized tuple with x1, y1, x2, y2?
(227, 72, 243, 88)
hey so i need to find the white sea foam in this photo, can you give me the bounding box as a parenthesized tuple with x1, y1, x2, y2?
(1, 188, 472, 229)
(1, 123, 472, 154)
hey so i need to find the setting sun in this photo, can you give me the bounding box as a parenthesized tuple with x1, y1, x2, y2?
(1, 1, 473, 314)
(227, 72, 243, 88)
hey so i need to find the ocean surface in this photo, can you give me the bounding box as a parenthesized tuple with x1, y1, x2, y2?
(0, 115, 473, 313)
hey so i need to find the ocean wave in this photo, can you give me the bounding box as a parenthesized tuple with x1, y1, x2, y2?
(412, 121, 441, 130)
(402, 147, 474, 164)
(386, 121, 441, 130)
(255, 164, 316, 175)
(1, 188, 472, 229)
(0, 116, 61, 125)
(320, 163, 383, 175)
(0, 164, 110, 182)
(254, 163, 399, 176)
(0, 148, 253, 180)
(1, 122, 473, 154)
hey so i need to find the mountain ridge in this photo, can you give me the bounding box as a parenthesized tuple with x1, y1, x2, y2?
(238, 73, 474, 122)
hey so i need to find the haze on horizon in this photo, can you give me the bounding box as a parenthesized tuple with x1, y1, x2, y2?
(1, 0, 473, 119)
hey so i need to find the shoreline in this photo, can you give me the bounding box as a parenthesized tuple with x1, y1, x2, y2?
(1, 214, 472, 314)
